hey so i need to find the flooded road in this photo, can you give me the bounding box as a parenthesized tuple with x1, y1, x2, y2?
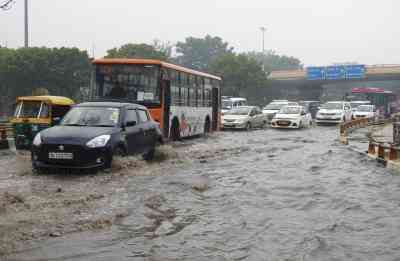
(5, 126, 400, 261)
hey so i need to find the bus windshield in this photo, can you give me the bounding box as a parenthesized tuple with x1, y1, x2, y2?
(95, 64, 160, 105)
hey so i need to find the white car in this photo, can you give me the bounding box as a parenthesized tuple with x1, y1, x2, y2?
(271, 106, 312, 129)
(315, 101, 353, 124)
(262, 100, 298, 122)
(353, 105, 378, 120)
(222, 106, 267, 130)
(221, 97, 247, 114)
(350, 100, 371, 112)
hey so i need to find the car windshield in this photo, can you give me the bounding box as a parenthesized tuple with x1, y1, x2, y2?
(61, 107, 120, 127)
(321, 103, 343, 110)
(264, 103, 286, 110)
(222, 100, 233, 109)
(279, 107, 301, 114)
(356, 105, 373, 112)
(225, 108, 250, 115)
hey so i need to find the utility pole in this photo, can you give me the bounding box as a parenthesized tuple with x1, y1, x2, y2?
(24, 0, 28, 47)
(260, 27, 266, 53)
(260, 27, 266, 71)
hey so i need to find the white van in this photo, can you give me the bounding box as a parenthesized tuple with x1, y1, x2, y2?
(222, 97, 247, 114)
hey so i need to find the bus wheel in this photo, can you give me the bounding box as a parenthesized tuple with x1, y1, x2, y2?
(204, 117, 211, 136)
(170, 118, 181, 141)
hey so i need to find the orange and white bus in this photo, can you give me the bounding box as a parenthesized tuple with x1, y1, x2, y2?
(91, 59, 221, 140)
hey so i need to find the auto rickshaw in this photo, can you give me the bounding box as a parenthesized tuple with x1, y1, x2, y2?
(10, 95, 75, 149)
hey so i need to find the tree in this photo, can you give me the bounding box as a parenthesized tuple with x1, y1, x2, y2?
(210, 53, 269, 102)
(246, 51, 303, 72)
(105, 42, 171, 60)
(175, 35, 234, 71)
(0, 47, 91, 114)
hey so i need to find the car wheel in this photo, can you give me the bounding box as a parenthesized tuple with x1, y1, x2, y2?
(262, 120, 267, 129)
(245, 122, 251, 131)
(105, 146, 125, 169)
(143, 146, 155, 161)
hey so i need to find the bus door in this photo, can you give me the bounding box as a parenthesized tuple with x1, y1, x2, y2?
(211, 87, 219, 131)
(162, 80, 171, 137)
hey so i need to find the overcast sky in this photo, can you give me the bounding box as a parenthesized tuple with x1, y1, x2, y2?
(1, 0, 399, 66)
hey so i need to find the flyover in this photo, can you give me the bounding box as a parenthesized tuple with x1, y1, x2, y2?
(264, 65, 400, 102)
(269, 64, 400, 82)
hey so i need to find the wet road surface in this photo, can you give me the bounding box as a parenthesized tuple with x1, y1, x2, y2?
(5, 126, 400, 261)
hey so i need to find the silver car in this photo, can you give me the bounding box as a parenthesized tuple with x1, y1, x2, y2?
(222, 106, 267, 130)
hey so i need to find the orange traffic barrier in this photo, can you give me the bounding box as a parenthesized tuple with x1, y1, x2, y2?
(389, 146, 398, 160)
(378, 144, 385, 158)
(368, 142, 376, 155)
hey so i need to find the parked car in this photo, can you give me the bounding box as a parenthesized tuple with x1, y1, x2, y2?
(271, 105, 312, 129)
(31, 101, 163, 171)
(221, 106, 267, 130)
(298, 101, 321, 119)
(315, 101, 353, 124)
(262, 100, 298, 122)
(353, 105, 378, 120)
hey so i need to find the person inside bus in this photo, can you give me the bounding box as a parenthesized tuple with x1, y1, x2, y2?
(107, 83, 127, 99)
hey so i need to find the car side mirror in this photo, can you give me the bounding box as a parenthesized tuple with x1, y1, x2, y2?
(126, 120, 137, 127)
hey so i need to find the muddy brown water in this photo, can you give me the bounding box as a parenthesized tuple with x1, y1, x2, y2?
(3, 126, 400, 261)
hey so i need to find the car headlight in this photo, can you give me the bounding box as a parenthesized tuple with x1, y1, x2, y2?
(33, 133, 42, 146)
(86, 135, 111, 148)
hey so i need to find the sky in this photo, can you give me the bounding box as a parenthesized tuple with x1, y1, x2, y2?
(1, 0, 399, 66)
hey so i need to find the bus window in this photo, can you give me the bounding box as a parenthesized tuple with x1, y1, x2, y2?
(96, 64, 160, 105)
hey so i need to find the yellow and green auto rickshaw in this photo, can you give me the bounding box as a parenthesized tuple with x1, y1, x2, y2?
(10, 95, 75, 149)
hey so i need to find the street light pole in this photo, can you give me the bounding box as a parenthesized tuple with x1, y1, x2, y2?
(260, 27, 266, 71)
(24, 0, 28, 48)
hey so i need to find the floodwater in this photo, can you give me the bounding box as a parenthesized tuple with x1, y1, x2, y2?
(5, 126, 400, 261)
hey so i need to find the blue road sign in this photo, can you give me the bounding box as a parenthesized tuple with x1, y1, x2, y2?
(307, 67, 325, 80)
(345, 65, 366, 79)
(325, 66, 346, 80)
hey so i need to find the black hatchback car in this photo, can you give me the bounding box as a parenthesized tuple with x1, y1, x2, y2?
(31, 102, 163, 170)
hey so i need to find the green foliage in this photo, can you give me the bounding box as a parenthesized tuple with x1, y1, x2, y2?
(246, 51, 303, 71)
(210, 53, 269, 101)
(0, 47, 91, 114)
(105, 42, 171, 60)
(176, 35, 234, 71)
(31, 88, 49, 96)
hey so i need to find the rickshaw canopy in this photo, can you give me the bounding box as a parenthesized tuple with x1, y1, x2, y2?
(15, 95, 75, 106)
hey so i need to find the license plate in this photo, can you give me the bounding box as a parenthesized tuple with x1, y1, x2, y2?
(278, 121, 290, 125)
(48, 152, 73, 160)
